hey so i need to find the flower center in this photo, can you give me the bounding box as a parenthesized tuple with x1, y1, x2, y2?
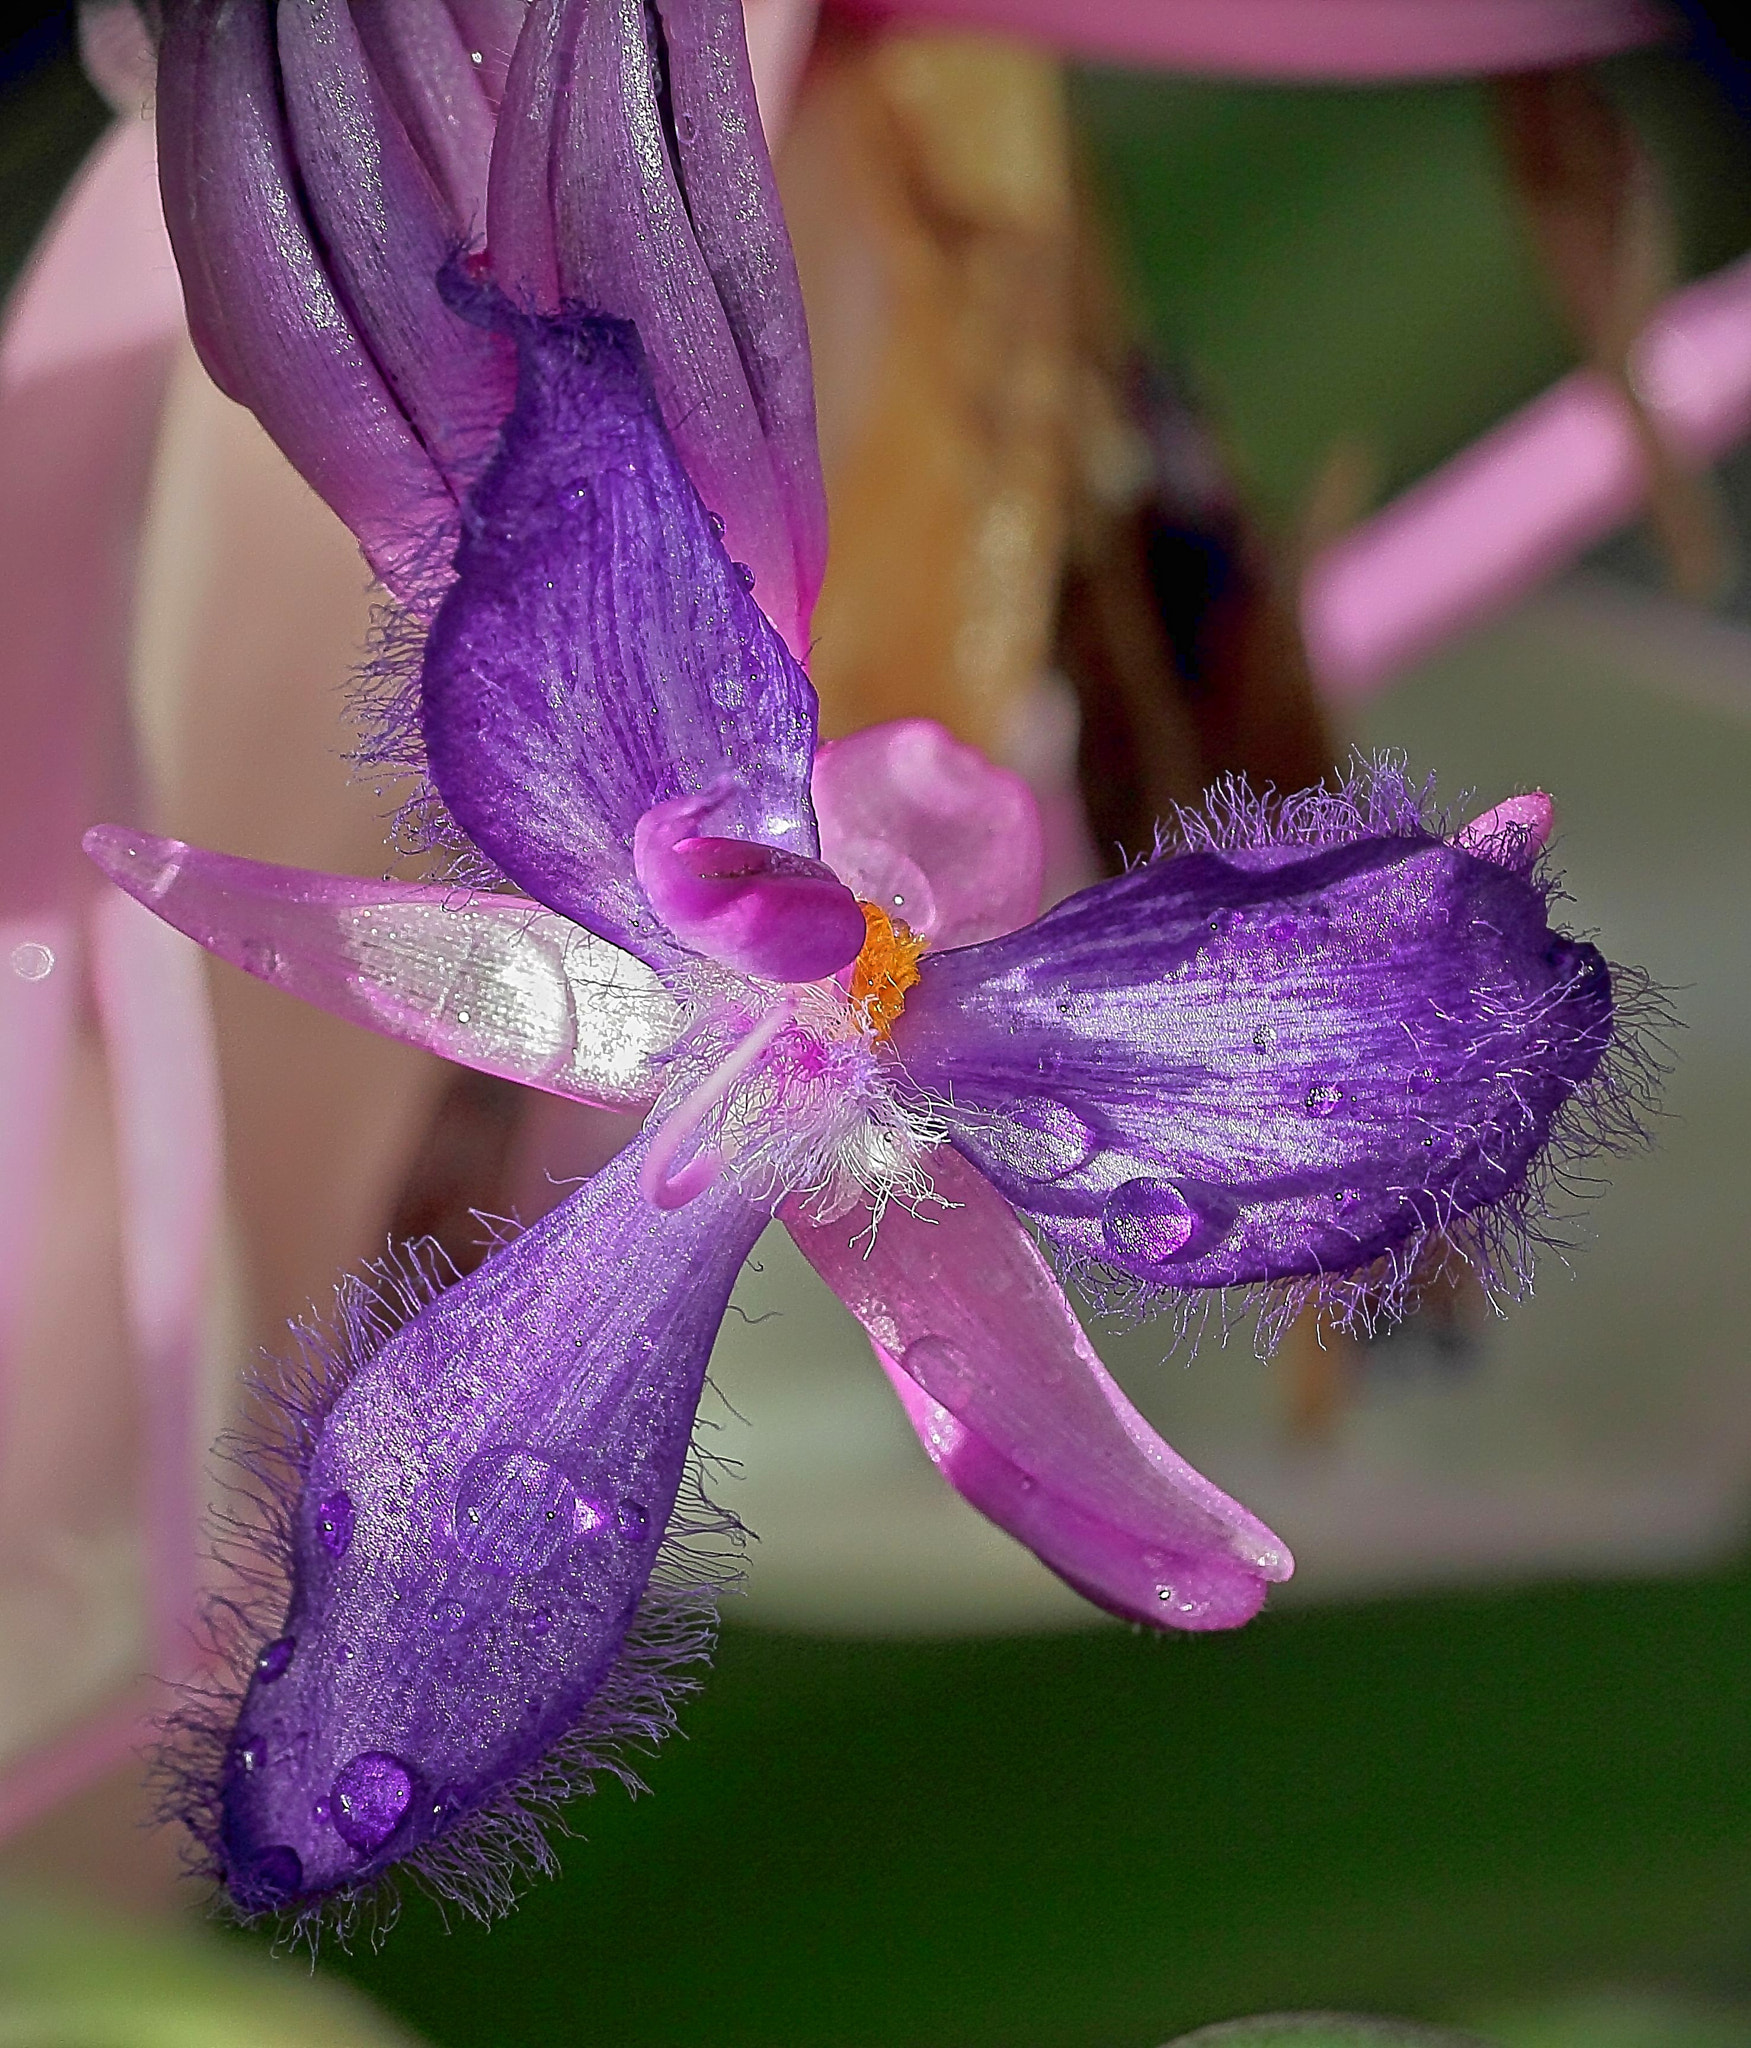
(849, 902, 926, 1036)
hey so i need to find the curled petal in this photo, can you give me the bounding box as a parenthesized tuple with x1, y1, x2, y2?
(811, 719, 1045, 948)
(893, 770, 1619, 1296)
(633, 787, 864, 980)
(351, 0, 500, 229)
(84, 828, 677, 1111)
(204, 1136, 763, 1915)
(785, 1150, 1289, 1630)
(421, 308, 822, 963)
(156, 0, 452, 605)
(655, 0, 829, 617)
(276, 0, 514, 501)
(490, 0, 813, 654)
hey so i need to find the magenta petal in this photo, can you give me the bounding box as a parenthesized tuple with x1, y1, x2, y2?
(156, 0, 454, 607)
(784, 1148, 1292, 1631)
(276, 0, 513, 497)
(84, 828, 677, 1110)
(421, 309, 822, 962)
(515, 0, 808, 654)
(811, 719, 1045, 948)
(633, 789, 864, 980)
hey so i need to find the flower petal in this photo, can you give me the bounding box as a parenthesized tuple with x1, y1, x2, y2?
(213, 1135, 763, 1911)
(156, 0, 454, 606)
(784, 1148, 1291, 1631)
(84, 829, 677, 1111)
(276, 0, 514, 499)
(489, 0, 814, 656)
(351, 0, 499, 229)
(830, 0, 1667, 79)
(893, 788, 1617, 1291)
(811, 718, 1044, 947)
(655, 0, 829, 621)
(420, 308, 822, 961)
(633, 787, 864, 980)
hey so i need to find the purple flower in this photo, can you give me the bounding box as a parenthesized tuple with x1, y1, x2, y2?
(86, 292, 1637, 1928)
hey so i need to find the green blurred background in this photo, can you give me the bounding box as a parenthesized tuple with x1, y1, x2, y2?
(5, 13, 1751, 2046)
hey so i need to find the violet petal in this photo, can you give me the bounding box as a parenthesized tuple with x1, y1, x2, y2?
(511, 0, 807, 655)
(420, 308, 822, 964)
(784, 1149, 1290, 1631)
(277, 0, 513, 499)
(350, 0, 500, 232)
(894, 817, 1616, 1290)
(155, 0, 452, 607)
(84, 827, 678, 1110)
(653, 0, 828, 623)
(214, 1136, 762, 1911)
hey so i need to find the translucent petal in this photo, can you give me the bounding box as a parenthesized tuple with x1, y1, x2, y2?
(84, 830, 677, 1111)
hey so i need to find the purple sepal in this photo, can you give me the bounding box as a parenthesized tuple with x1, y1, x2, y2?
(894, 783, 1617, 1297)
(204, 1136, 762, 1918)
(276, 0, 514, 503)
(632, 786, 864, 982)
(155, 0, 455, 608)
(420, 306, 823, 966)
(488, 0, 820, 656)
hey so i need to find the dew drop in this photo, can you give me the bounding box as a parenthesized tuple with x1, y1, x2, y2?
(9, 941, 54, 981)
(330, 1751, 414, 1854)
(1101, 1179, 1196, 1266)
(316, 1491, 354, 1558)
(733, 562, 755, 591)
(528, 1608, 552, 1637)
(312, 1797, 331, 1825)
(240, 937, 281, 980)
(428, 1598, 468, 1634)
(236, 1740, 264, 1775)
(615, 1498, 650, 1540)
(996, 1096, 1098, 1181)
(707, 510, 725, 538)
(1305, 1083, 1343, 1118)
(454, 1446, 577, 1574)
(254, 1636, 295, 1683)
(899, 1334, 976, 1406)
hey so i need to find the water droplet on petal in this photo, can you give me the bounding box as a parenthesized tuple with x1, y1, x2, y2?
(237, 1740, 264, 1775)
(240, 937, 281, 980)
(996, 1097, 1097, 1181)
(312, 1797, 331, 1825)
(900, 1334, 976, 1406)
(254, 1636, 294, 1683)
(1102, 1179, 1196, 1266)
(316, 1492, 354, 1558)
(1305, 1083, 1343, 1117)
(331, 1751, 414, 1854)
(428, 1598, 468, 1634)
(707, 510, 725, 538)
(615, 1498, 650, 1540)
(9, 941, 54, 981)
(454, 1447, 577, 1574)
(733, 562, 755, 591)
